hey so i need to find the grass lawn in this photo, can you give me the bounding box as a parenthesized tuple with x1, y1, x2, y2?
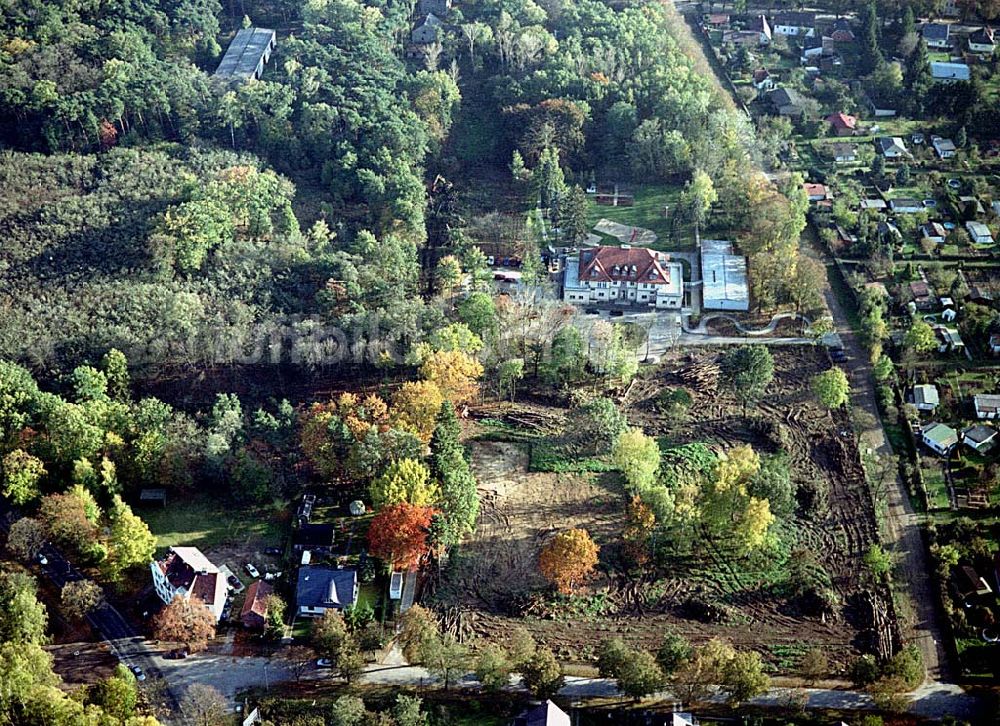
(585, 183, 699, 251)
(923, 468, 950, 511)
(142, 493, 284, 555)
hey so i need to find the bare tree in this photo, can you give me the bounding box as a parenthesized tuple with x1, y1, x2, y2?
(61, 580, 104, 620)
(182, 684, 229, 726)
(7, 517, 45, 560)
(421, 41, 443, 71)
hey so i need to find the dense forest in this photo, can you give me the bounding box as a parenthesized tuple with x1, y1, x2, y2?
(0, 0, 811, 376)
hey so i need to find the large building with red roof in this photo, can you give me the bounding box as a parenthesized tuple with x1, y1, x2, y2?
(562, 245, 684, 309)
(150, 546, 228, 622)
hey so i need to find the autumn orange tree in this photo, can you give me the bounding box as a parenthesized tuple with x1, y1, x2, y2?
(538, 528, 600, 594)
(152, 595, 217, 652)
(367, 503, 435, 569)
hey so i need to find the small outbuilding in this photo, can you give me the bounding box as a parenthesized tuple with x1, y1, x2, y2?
(921, 422, 959, 456)
(912, 384, 940, 412)
(962, 424, 997, 453)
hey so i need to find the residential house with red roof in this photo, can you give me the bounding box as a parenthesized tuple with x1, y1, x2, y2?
(241, 580, 273, 630)
(150, 546, 229, 621)
(825, 112, 857, 136)
(563, 245, 684, 309)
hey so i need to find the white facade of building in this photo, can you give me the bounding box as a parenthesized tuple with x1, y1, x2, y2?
(563, 245, 684, 309)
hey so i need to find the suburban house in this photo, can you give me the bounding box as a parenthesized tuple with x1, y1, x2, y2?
(292, 522, 335, 553)
(865, 95, 898, 118)
(974, 393, 1000, 419)
(932, 136, 957, 159)
(910, 281, 934, 310)
(966, 221, 994, 245)
(213, 27, 276, 83)
(768, 87, 805, 116)
(418, 0, 451, 15)
(700, 239, 749, 311)
(241, 580, 273, 630)
(935, 326, 965, 353)
(826, 112, 857, 136)
(772, 11, 816, 37)
(860, 198, 887, 211)
(801, 35, 834, 61)
(912, 384, 940, 412)
(835, 225, 857, 246)
(962, 424, 997, 454)
(921, 422, 959, 456)
(704, 13, 731, 29)
(968, 285, 993, 305)
(411, 13, 442, 44)
(513, 700, 571, 726)
(748, 15, 773, 44)
(562, 245, 684, 309)
(804, 182, 831, 202)
(956, 565, 993, 598)
(724, 29, 764, 47)
(921, 222, 947, 244)
(968, 26, 995, 54)
(830, 18, 855, 42)
(959, 196, 986, 218)
(752, 68, 775, 91)
(295, 566, 358, 617)
(877, 136, 909, 158)
(150, 546, 228, 622)
(830, 142, 858, 163)
(931, 61, 971, 82)
(922, 23, 951, 49)
(878, 220, 902, 243)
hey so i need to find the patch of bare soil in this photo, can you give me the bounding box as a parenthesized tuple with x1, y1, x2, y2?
(441, 347, 881, 671)
(48, 642, 117, 688)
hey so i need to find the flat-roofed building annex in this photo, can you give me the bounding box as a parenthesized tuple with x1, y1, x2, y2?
(214, 27, 276, 82)
(701, 239, 749, 311)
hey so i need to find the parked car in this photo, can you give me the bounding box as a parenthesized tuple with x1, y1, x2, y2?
(227, 575, 245, 593)
(316, 658, 333, 668)
(164, 649, 189, 660)
(130, 665, 146, 682)
(264, 547, 282, 556)
(609, 309, 624, 317)
(584, 308, 600, 315)
(264, 571, 283, 581)
(244, 563, 260, 578)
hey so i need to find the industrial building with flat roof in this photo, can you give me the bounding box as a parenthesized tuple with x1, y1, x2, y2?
(700, 239, 749, 311)
(214, 27, 276, 82)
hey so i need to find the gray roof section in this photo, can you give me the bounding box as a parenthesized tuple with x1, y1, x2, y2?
(296, 566, 358, 610)
(214, 27, 276, 81)
(922, 23, 950, 41)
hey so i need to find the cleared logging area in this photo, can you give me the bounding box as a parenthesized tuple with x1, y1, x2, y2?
(434, 347, 891, 672)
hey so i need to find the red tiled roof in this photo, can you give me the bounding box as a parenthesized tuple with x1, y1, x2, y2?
(578, 246, 674, 286)
(753, 68, 770, 82)
(706, 13, 729, 24)
(804, 183, 828, 196)
(826, 112, 857, 130)
(241, 580, 273, 625)
(910, 281, 930, 298)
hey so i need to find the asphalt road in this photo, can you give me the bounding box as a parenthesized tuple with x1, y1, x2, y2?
(0, 507, 185, 723)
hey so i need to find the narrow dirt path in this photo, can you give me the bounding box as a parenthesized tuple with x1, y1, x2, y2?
(801, 239, 951, 682)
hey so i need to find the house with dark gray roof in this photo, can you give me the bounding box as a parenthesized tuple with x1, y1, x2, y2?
(922, 22, 951, 49)
(296, 566, 358, 617)
(768, 87, 806, 116)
